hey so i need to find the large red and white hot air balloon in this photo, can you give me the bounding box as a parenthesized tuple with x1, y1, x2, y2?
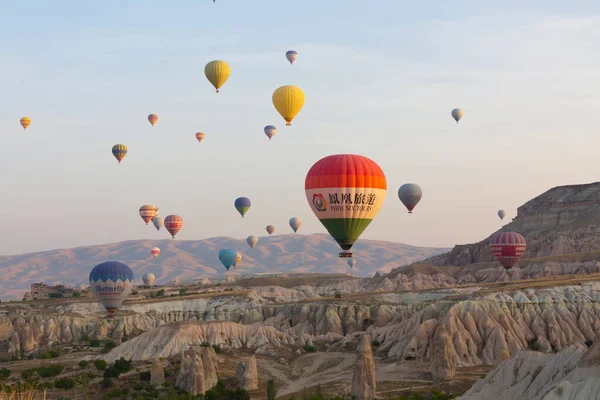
(164, 215, 183, 239)
(489, 232, 526, 270)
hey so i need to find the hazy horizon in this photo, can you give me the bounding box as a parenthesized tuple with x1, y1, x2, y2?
(1, 1, 599, 255)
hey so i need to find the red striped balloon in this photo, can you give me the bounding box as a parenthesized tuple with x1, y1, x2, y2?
(164, 215, 183, 239)
(489, 231, 526, 269)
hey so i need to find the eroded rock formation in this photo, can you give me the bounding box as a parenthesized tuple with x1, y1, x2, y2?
(175, 347, 218, 396)
(351, 334, 376, 399)
(235, 355, 258, 390)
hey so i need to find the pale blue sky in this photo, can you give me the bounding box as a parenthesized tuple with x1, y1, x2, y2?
(1, 1, 599, 254)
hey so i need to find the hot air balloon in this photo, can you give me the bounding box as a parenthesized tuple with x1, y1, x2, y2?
(89, 261, 134, 318)
(498, 210, 506, 220)
(398, 184, 422, 213)
(219, 248, 237, 271)
(234, 197, 251, 218)
(246, 235, 258, 248)
(152, 216, 164, 231)
(451, 108, 464, 123)
(286, 50, 298, 65)
(305, 154, 387, 258)
(195, 132, 205, 143)
(264, 125, 276, 140)
(153, 206, 160, 218)
(233, 252, 242, 268)
(289, 217, 302, 233)
(20, 117, 31, 130)
(148, 114, 159, 127)
(139, 205, 157, 225)
(150, 247, 160, 258)
(142, 272, 155, 286)
(164, 215, 183, 239)
(112, 144, 127, 164)
(205, 60, 231, 93)
(266, 225, 275, 235)
(272, 85, 305, 126)
(489, 232, 527, 270)
(347, 259, 356, 268)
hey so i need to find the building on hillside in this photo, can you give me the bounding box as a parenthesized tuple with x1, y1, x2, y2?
(23, 282, 84, 301)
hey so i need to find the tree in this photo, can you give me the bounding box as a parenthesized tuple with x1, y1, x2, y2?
(78, 360, 89, 369)
(267, 379, 276, 400)
(94, 359, 107, 371)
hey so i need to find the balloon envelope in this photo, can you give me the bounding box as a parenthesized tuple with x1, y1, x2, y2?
(112, 144, 127, 164)
(20, 117, 31, 130)
(246, 235, 258, 248)
(451, 108, 464, 123)
(139, 205, 157, 225)
(89, 261, 134, 317)
(219, 248, 237, 270)
(489, 232, 527, 269)
(152, 217, 164, 231)
(305, 154, 386, 254)
(233, 252, 242, 268)
(148, 114, 159, 126)
(234, 197, 251, 217)
(142, 272, 155, 286)
(264, 125, 276, 140)
(195, 132, 205, 142)
(164, 215, 183, 238)
(272, 85, 305, 126)
(289, 217, 302, 233)
(286, 50, 298, 64)
(347, 259, 356, 268)
(266, 225, 275, 235)
(150, 247, 160, 258)
(205, 60, 231, 93)
(498, 210, 507, 220)
(398, 184, 422, 213)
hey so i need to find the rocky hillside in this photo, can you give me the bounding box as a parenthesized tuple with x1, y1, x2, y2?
(0, 233, 447, 300)
(427, 182, 600, 267)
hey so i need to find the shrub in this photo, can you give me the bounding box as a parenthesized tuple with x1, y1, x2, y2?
(37, 364, 64, 378)
(49, 293, 63, 299)
(21, 369, 36, 380)
(585, 340, 594, 348)
(100, 377, 113, 389)
(371, 340, 380, 347)
(157, 289, 166, 297)
(103, 341, 116, 352)
(164, 370, 172, 378)
(113, 357, 132, 373)
(212, 345, 221, 354)
(94, 359, 107, 371)
(204, 380, 249, 400)
(106, 388, 122, 398)
(303, 345, 317, 353)
(139, 371, 151, 381)
(528, 339, 541, 352)
(149, 291, 157, 299)
(267, 379, 276, 400)
(81, 335, 90, 342)
(78, 360, 89, 369)
(179, 289, 188, 296)
(72, 291, 81, 298)
(103, 367, 120, 378)
(54, 377, 76, 389)
(40, 349, 60, 359)
(334, 291, 341, 299)
(89, 339, 101, 347)
(131, 290, 138, 295)
(0, 367, 11, 380)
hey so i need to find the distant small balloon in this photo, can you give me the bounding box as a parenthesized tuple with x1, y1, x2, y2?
(148, 114, 159, 127)
(398, 184, 422, 213)
(139, 205, 157, 225)
(20, 117, 31, 130)
(264, 125, 276, 140)
(286, 50, 298, 65)
(234, 197, 251, 218)
(152, 217, 164, 231)
(451, 108, 464, 123)
(247, 235, 258, 248)
(347, 259, 356, 268)
(289, 217, 302, 233)
(498, 210, 507, 220)
(266, 225, 275, 235)
(112, 144, 127, 164)
(233, 252, 242, 268)
(150, 247, 160, 258)
(164, 215, 183, 239)
(195, 132, 205, 143)
(142, 272, 155, 286)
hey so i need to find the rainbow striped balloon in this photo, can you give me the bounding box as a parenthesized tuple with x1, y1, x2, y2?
(305, 154, 386, 255)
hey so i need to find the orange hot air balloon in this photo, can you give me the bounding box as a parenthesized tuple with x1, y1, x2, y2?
(305, 154, 387, 258)
(195, 132, 205, 143)
(148, 114, 159, 127)
(139, 205, 157, 225)
(165, 215, 183, 239)
(20, 117, 31, 130)
(150, 247, 160, 258)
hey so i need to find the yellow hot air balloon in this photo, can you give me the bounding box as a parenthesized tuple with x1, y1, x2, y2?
(204, 60, 231, 93)
(20, 117, 31, 130)
(272, 85, 304, 126)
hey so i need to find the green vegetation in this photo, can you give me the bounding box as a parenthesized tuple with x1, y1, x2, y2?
(157, 289, 166, 297)
(334, 291, 342, 299)
(139, 371, 151, 381)
(54, 377, 76, 389)
(292, 388, 456, 400)
(40, 349, 60, 359)
(203, 380, 249, 400)
(72, 291, 81, 297)
(179, 289, 188, 296)
(94, 359, 107, 371)
(371, 340, 380, 347)
(100, 377, 113, 389)
(78, 360, 89, 369)
(49, 293, 64, 299)
(131, 290, 139, 295)
(22, 363, 64, 379)
(528, 338, 542, 351)
(212, 345, 221, 354)
(0, 367, 11, 380)
(89, 339, 102, 347)
(267, 379, 276, 400)
(303, 344, 317, 353)
(585, 340, 594, 348)
(103, 357, 133, 378)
